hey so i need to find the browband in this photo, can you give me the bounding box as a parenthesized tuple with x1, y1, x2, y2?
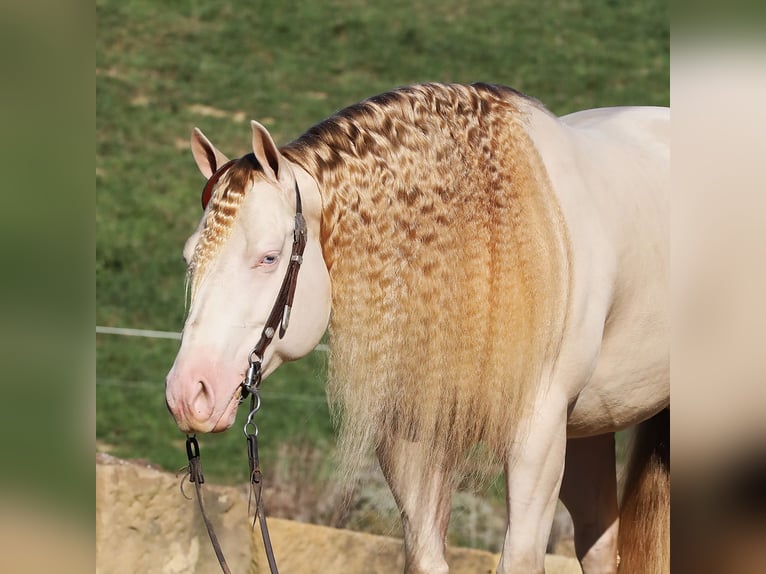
(200, 154, 303, 217)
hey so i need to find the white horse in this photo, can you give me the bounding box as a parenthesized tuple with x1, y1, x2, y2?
(166, 83, 669, 574)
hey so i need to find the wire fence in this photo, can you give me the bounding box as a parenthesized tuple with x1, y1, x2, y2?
(96, 325, 181, 340)
(96, 325, 328, 403)
(95, 325, 329, 351)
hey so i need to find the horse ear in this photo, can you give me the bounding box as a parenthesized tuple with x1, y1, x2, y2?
(191, 127, 229, 179)
(251, 120, 291, 186)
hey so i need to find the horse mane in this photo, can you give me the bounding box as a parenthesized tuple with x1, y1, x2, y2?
(282, 83, 571, 483)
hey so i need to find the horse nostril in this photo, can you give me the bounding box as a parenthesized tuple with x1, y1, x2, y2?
(191, 379, 215, 421)
(164, 377, 180, 417)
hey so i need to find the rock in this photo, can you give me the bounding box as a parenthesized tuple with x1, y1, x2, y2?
(96, 453, 251, 574)
(252, 518, 580, 573)
(96, 455, 581, 573)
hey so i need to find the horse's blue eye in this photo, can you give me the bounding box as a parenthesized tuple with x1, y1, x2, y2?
(262, 254, 278, 265)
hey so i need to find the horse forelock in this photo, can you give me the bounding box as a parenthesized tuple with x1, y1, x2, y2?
(188, 155, 263, 294)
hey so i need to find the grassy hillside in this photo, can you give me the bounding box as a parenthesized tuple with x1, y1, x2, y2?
(96, 0, 667, 541)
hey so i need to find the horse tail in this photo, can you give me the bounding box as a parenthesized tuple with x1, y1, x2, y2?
(618, 407, 670, 574)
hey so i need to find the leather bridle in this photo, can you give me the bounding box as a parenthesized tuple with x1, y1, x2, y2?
(239, 177, 306, 400)
(200, 153, 308, 398)
(201, 158, 237, 210)
(185, 154, 308, 574)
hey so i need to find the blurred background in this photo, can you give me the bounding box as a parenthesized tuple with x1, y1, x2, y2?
(95, 0, 668, 554)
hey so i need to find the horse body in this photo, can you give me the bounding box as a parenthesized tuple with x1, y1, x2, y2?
(526, 103, 670, 436)
(518, 103, 669, 574)
(165, 84, 669, 574)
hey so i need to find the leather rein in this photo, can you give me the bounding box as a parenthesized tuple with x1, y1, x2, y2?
(184, 154, 307, 574)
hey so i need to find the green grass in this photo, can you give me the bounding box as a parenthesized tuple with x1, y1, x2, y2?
(96, 0, 667, 508)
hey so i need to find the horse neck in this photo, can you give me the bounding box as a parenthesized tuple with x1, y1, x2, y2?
(280, 86, 559, 276)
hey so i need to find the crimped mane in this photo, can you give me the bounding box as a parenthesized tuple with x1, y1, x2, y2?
(189, 154, 263, 295)
(282, 83, 571, 482)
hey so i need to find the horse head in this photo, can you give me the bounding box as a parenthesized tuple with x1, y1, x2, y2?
(165, 121, 330, 433)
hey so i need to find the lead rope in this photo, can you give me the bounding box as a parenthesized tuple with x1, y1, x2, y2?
(184, 387, 280, 574)
(244, 384, 280, 574)
(183, 337, 281, 574)
(185, 435, 233, 574)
